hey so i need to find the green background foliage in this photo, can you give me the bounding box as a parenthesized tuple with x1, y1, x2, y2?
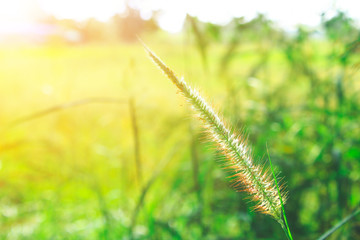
(0, 12, 359, 239)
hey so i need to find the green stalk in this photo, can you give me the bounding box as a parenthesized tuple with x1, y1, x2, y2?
(317, 207, 360, 240)
(267, 146, 293, 240)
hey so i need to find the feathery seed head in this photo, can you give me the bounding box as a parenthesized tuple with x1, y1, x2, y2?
(143, 44, 287, 221)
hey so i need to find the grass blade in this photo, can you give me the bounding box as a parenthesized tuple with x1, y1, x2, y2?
(267, 145, 293, 240)
(9, 97, 126, 128)
(129, 97, 142, 186)
(317, 207, 360, 240)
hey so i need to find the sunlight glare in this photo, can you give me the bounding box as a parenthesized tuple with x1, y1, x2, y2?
(1, 0, 359, 33)
(38, 0, 126, 22)
(0, 0, 39, 23)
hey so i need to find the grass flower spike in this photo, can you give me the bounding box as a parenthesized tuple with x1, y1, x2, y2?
(143, 43, 289, 233)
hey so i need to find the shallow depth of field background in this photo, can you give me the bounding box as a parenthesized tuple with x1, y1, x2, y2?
(0, 1, 359, 239)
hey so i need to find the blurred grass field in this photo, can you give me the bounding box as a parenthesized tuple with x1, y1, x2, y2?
(0, 24, 360, 239)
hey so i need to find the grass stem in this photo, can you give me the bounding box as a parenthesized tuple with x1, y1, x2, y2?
(317, 207, 360, 240)
(129, 97, 142, 186)
(267, 145, 293, 240)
